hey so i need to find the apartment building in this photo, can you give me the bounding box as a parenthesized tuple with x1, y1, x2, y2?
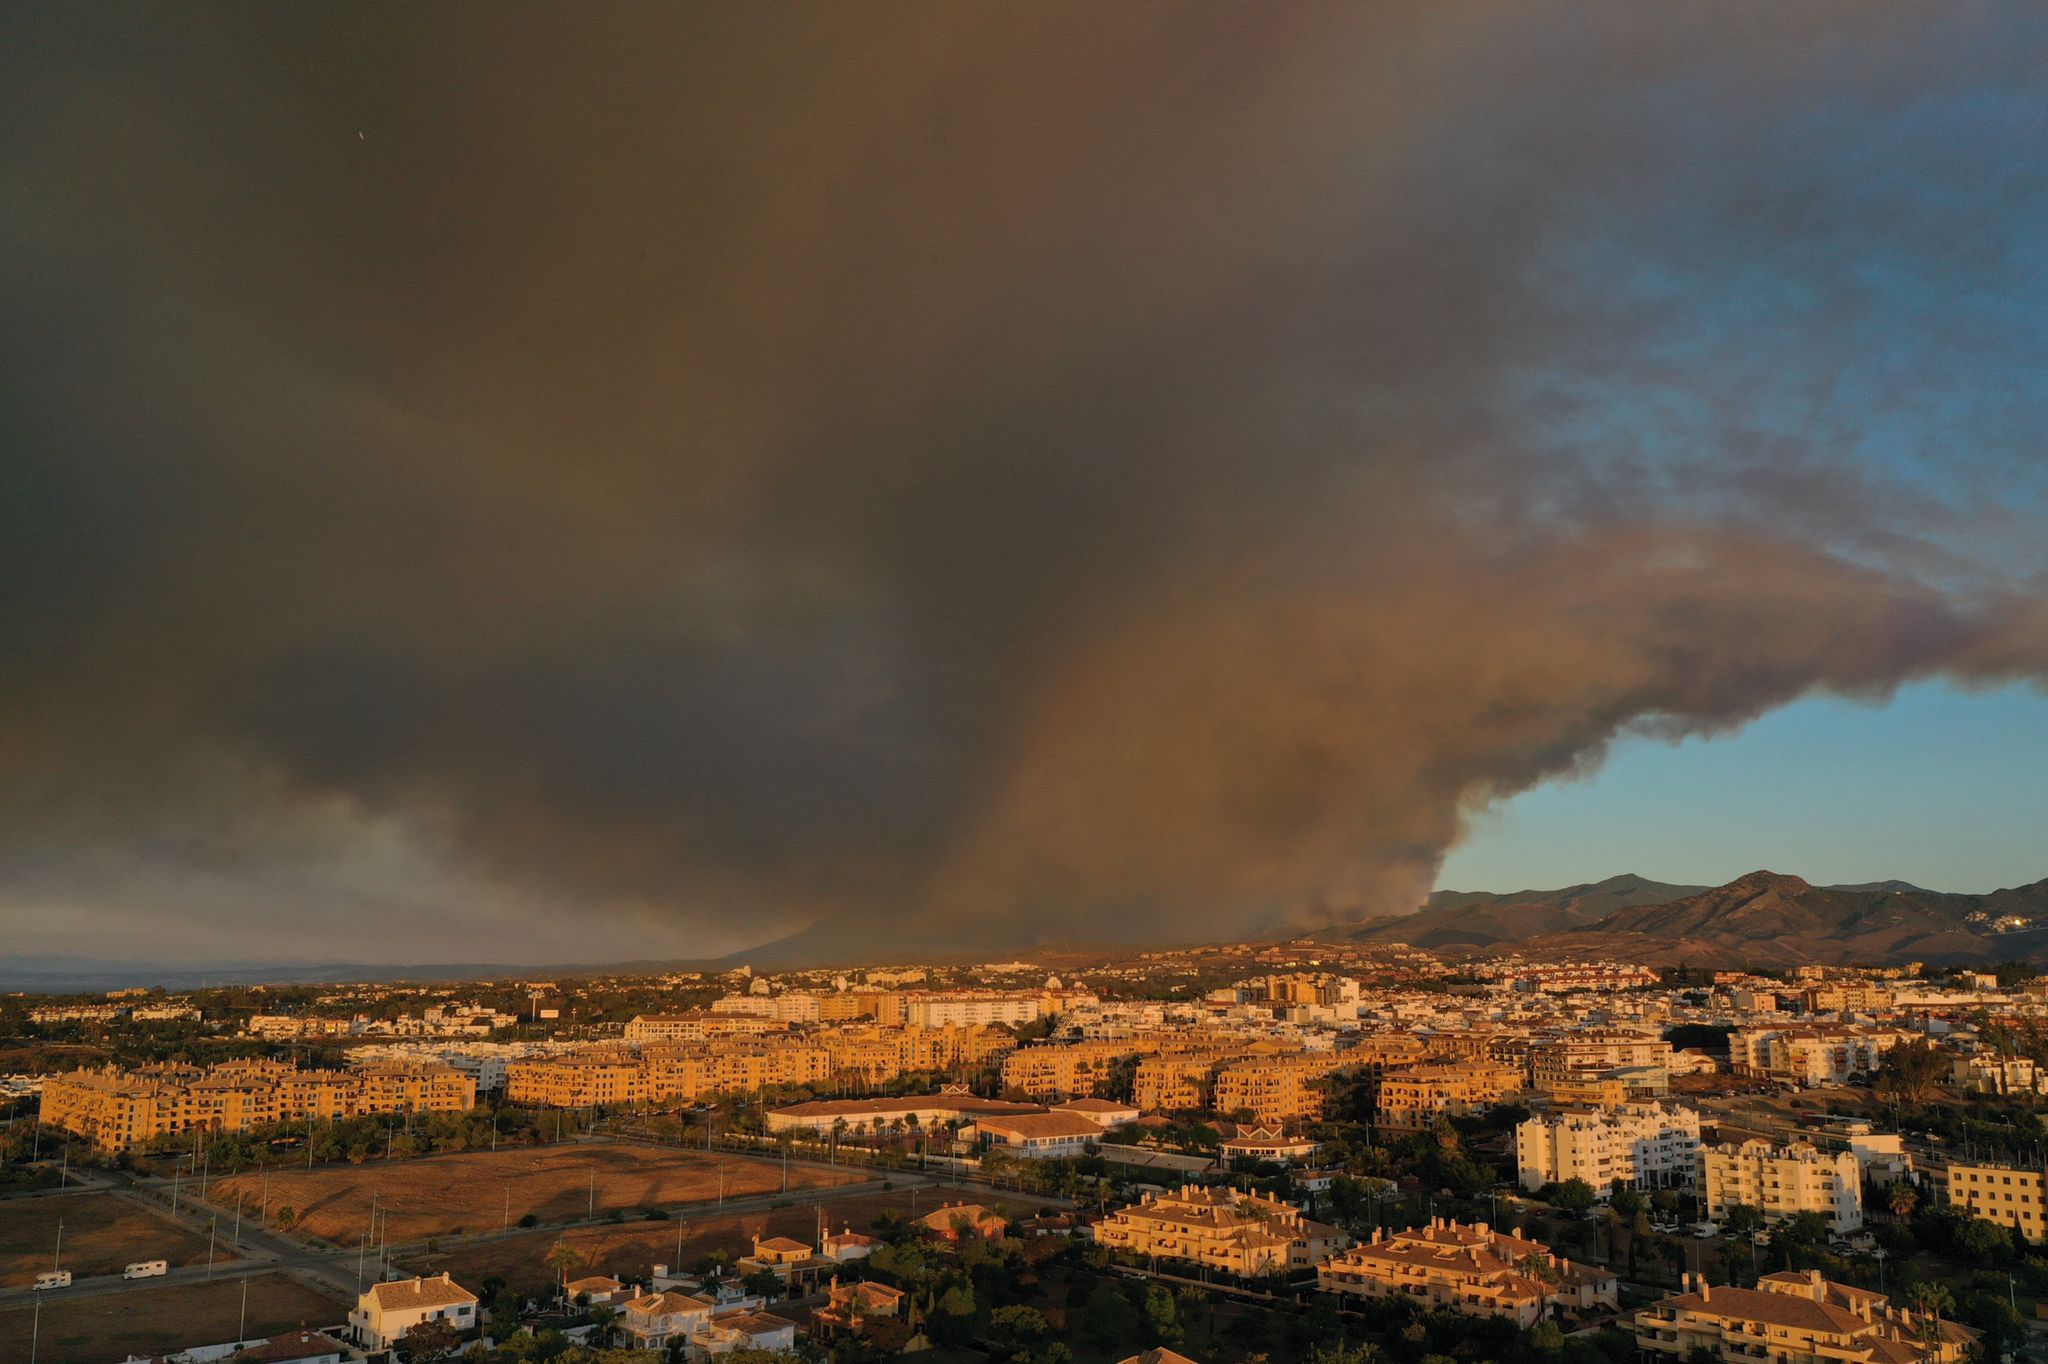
(1318, 1220, 1616, 1327)
(1375, 1061, 1520, 1131)
(1729, 1026, 1908, 1086)
(1002, 1039, 1155, 1100)
(1516, 1103, 1701, 1195)
(1951, 1054, 2039, 1096)
(505, 1052, 650, 1108)
(623, 1013, 787, 1043)
(1635, 1271, 1975, 1364)
(1134, 1053, 1224, 1113)
(1947, 1163, 2048, 1244)
(1094, 1185, 1348, 1277)
(41, 1060, 475, 1152)
(1213, 1052, 1355, 1123)
(1700, 1140, 1863, 1234)
(1528, 1032, 1673, 1088)
(903, 991, 1042, 1029)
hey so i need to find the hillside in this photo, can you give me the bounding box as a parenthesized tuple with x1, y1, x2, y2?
(1509, 870, 2048, 966)
(1317, 873, 1708, 950)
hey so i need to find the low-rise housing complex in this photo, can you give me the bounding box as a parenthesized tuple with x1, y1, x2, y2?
(1635, 1271, 1975, 1364)
(1093, 1184, 1348, 1276)
(41, 1059, 475, 1151)
(1318, 1220, 1617, 1326)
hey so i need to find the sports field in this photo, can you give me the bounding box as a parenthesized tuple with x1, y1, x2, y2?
(0, 1272, 346, 1364)
(207, 1141, 863, 1244)
(0, 1191, 229, 1287)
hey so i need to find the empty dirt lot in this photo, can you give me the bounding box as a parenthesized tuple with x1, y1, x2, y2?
(406, 1186, 939, 1294)
(0, 1191, 228, 1288)
(0, 1272, 346, 1364)
(207, 1141, 863, 1244)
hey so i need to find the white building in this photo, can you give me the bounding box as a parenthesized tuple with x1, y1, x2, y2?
(904, 991, 1042, 1028)
(1700, 1140, 1863, 1234)
(970, 1112, 1101, 1159)
(349, 1274, 478, 1349)
(1516, 1102, 1701, 1196)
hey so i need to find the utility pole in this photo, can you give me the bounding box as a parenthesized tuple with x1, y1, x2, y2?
(588, 1170, 595, 1221)
(238, 1278, 249, 1346)
(52, 1219, 63, 1272)
(503, 1184, 511, 1231)
(261, 1169, 270, 1227)
(28, 1297, 38, 1364)
(234, 1194, 242, 1246)
(206, 1217, 217, 1278)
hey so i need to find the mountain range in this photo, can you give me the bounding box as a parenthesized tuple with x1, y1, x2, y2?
(1321, 870, 2048, 966)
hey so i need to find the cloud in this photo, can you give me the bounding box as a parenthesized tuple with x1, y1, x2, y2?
(3, 4, 2046, 962)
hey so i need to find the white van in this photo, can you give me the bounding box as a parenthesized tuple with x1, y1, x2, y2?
(34, 1270, 72, 1290)
(124, 1260, 169, 1279)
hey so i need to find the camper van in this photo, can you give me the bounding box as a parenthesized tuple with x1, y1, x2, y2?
(124, 1260, 169, 1279)
(34, 1270, 72, 1290)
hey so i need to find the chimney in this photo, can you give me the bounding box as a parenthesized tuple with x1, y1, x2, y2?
(1699, 1279, 1711, 1303)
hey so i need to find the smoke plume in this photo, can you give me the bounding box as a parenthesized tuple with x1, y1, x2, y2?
(4, 4, 2047, 961)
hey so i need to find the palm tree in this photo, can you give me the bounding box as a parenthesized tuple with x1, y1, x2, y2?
(1519, 1251, 1561, 1323)
(1886, 1182, 1918, 1221)
(545, 1240, 585, 1294)
(1906, 1281, 1955, 1345)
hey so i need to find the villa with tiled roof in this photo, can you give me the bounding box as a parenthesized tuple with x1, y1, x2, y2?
(1095, 1183, 1348, 1277)
(1317, 1219, 1615, 1326)
(1636, 1269, 1977, 1364)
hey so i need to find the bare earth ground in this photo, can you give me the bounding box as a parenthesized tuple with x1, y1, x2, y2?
(404, 1187, 938, 1294)
(0, 1192, 229, 1287)
(207, 1142, 863, 1244)
(0, 1272, 347, 1364)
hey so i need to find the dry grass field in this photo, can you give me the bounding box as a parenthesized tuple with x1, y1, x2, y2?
(405, 1186, 935, 1294)
(0, 1192, 229, 1287)
(0, 1272, 347, 1364)
(208, 1141, 863, 1244)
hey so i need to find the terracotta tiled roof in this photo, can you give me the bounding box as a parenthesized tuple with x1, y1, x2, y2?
(366, 1275, 477, 1311)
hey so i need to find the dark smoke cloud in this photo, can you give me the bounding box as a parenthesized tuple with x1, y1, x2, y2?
(3, 4, 2047, 962)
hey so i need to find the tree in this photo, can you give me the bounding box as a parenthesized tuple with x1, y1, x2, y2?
(1309, 1345, 1384, 1364)
(989, 1304, 1052, 1353)
(1550, 1179, 1596, 1214)
(1885, 1181, 1918, 1220)
(546, 1239, 586, 1288)
(1875, 1039, 1949, 1104)
(1143, 1283, 1183, 1345)
(1082, 1281, 1139, 1351)
(1906, 1281, 1955, 1344)
(401, 1317, 461, 1362)
(1719, 1203, 1764, 1238)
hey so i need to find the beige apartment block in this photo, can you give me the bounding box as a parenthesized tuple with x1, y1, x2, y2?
(1948, 1163, 2048, 1244)
(1001, 1039, 1157, 1100)
(1094, 1184, 1348, 1277)
(1375, 1061, 1520, 1131)
(1700, 1139, 1863, 1234)
(1636, 1271, 1974, 1364)
(41, 1060, 475, 1152)
(1318, 1220, 1616, 1327)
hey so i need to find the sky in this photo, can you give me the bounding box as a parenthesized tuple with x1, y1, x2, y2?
(4, 4, 2048, 966)
(1438, 681, 2048, 895)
